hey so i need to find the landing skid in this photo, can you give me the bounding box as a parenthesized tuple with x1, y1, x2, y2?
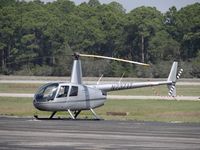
(34, 115, 70, 120)
(33, 116, 102, 121)
(33, 108, 102, 120)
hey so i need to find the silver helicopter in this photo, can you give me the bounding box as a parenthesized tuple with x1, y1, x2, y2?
(33, 53, 183, 120)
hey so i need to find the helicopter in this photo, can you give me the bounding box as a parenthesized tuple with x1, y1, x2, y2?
(33, 53, 183, 120)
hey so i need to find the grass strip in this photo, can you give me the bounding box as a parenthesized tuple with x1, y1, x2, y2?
(0, 97, 200, 123)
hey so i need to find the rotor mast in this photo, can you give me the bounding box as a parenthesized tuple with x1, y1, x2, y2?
(70, 53, 82, 84)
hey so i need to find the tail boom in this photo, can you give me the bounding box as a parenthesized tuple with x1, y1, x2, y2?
(90, 61, 181, 97)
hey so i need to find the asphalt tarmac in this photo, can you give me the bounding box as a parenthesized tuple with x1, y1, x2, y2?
(0, 117, 200, 150)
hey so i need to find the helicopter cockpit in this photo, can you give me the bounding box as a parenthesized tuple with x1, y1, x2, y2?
(34, 83, 59, 102)
(34, 82, 79, 103)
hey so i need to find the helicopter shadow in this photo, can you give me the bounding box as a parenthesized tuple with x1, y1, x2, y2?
(33, 115, 103, 121)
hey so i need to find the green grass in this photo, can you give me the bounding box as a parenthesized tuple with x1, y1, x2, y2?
(0, 83, 199, 96)
(0, 97, 36, 116)
(0, 83, 42, 93)
(0, 97, 200, 123)
(98, 99, 200, 122)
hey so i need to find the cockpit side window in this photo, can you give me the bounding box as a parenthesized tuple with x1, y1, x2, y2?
(57, 86, 69, 98)
(69, 86, 78, 96)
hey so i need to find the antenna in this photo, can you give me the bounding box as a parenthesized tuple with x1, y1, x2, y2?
(118, 72, 125, 84)
(97, 74, 104, 85)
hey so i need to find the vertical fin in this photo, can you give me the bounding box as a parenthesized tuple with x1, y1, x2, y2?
(167, 62, 178, 82)
(167, 62, 178, 97)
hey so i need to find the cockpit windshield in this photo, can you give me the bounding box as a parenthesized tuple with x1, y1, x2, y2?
(34, 83, 58, 102)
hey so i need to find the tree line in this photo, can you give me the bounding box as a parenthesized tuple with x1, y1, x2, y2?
(0, 0, 199, 77)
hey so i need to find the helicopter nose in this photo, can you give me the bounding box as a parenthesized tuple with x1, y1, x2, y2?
(33, 100, 39, 109)
(33, 100, 47, 111)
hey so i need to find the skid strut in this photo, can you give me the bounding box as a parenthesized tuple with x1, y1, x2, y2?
(74, 110, 81, 119)
(90, 108, 101, 120)
(68, 109, 75, 119)
(49, 111, 57, 119)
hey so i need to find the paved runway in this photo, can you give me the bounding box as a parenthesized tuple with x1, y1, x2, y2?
(0, 117, 200, 150)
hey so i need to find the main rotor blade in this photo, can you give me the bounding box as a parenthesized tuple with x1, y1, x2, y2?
(79, 53, 150, 67)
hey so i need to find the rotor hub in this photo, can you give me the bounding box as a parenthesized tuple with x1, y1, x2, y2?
(73, 52, 80, 60)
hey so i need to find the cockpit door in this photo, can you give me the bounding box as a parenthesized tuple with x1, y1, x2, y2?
(56, 85, 69, 100)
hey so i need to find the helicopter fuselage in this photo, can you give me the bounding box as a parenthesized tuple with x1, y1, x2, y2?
(33, 82, 106, 111)
(32, 53, 181, 119)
